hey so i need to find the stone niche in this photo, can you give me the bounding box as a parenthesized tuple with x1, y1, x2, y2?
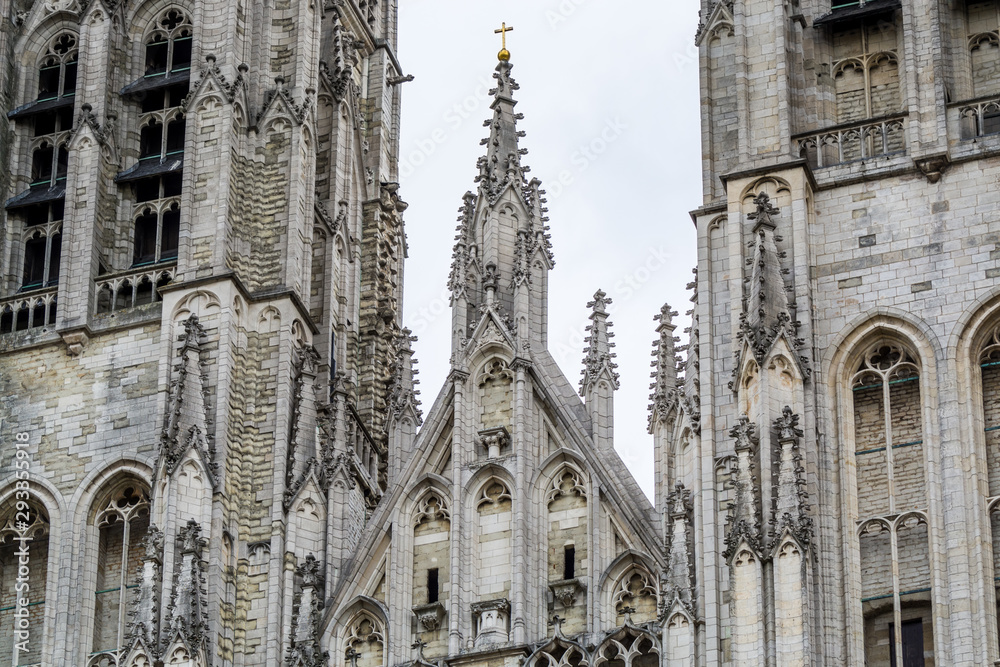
(479, 358, 514, 430)
(471, 598, 510, 646)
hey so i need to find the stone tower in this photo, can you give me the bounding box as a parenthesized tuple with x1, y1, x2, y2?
(655, 0, 1000, 664)
(0, 0, 409, 664)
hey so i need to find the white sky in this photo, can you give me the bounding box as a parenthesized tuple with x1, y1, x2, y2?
(396, 1, 702, 500)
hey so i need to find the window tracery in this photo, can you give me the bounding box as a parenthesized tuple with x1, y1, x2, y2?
(612, 568, 658, 624)
(594, 627, 659, 667)
(343, 613, 385, 667)
(118, 8, 192, 270)
(849, 340, 933, 665)
(91, 484, 150, 659)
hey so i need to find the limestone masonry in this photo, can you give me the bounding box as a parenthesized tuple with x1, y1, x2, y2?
(3, 0, 1000, 666)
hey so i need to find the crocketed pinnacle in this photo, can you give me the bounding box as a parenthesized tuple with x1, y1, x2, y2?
(580, 290, 620, 394)
(648, 303, 680, 430)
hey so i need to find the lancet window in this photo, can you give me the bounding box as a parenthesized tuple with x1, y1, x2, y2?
(90, 484, 150, 659)
(850, 341, 933, 666)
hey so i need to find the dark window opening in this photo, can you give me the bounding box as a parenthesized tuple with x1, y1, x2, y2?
(427, 568, 439, 604)
(134, 173, 182, 203)
(163, 172, 183, 197)
(33, 107, 72, 137)
(22, 236, 46, 288)
(161, 205, 180, 260)
(984, 111, 1000, 137)
(889, 619, 925, 667)
(31, 146, 53, 186)
(140, 88, 165, 113)
(55, 145, 68, 181)
(135, 177, 160, 203)
(63, 60, 77, 96)
(145, 40, 168, 76)
(171, 36, 192, 71)
(133, 210, 158, 265)
(37, 65, 60, 100)
(48, 234, 61, 285)
(563, 545, 575, 580)
(139, 123, 164, 159)
(166, 119, 186, 154)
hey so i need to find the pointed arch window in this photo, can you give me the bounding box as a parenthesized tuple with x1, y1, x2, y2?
(90, 484, 150, 659)
(118, 10, 192, 269)
(849, 341, 933, 666)
(979, 325, 1000, 645)
(545, 466, 588, 634)
(144, 9, 193, 78)
(0, 501, 50, 667)
(37, 33, 78, 102)
(343, 613, 385, 667)
(967, 1, 1000, 100)
(21, 206, 62, 291)
(595, 627, 659, 667)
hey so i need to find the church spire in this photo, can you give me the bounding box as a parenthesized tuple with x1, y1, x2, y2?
(475, 59, 529, 203)
(449, 49, 554, 361)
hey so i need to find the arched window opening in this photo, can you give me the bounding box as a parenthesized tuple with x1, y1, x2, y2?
(968, 1, 1000, 100)
(0, 501, 50, 666)
(90, 484, 150, 659)
(343, 613, 385, 667)
(116, 10, 192, 272)
(6, 31, 77, 235)
(411, 492, 449, 654)
(850, 341, 933, 666)
(37, 33, 77, 102)
(980, 327, 1000, 645)
(851, 343, 923, 518)
(525, 638, 588, 667)
(144, 9, 192, 78)
(612, 567, 659, 625)
(595, 628, 659, 667)
(132, 201, 179, 266)
(981, 326, 1000, 496)
(546, 466, 587, 634)
(138, 117, 185, 162)
(21, 226, 61, 291)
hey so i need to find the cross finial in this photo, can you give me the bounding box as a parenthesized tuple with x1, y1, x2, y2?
(495, 22, 514, 61)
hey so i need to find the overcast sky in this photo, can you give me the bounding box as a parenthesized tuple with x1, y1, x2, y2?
(396, 1, 702, 499)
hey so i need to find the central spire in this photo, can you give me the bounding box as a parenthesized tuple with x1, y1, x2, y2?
(448, 56, 555, 361)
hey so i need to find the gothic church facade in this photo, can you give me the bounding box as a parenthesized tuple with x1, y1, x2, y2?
(4, 0, 1000, 666)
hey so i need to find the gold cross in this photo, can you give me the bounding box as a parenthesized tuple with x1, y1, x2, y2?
(494, 22, 514, 51)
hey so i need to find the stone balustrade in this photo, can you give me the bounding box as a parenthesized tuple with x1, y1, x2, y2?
(796, 114, 907, 169)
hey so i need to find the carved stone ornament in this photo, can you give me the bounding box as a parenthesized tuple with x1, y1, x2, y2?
(411, 601, 446, 632)
(549, 578, 586, 608)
